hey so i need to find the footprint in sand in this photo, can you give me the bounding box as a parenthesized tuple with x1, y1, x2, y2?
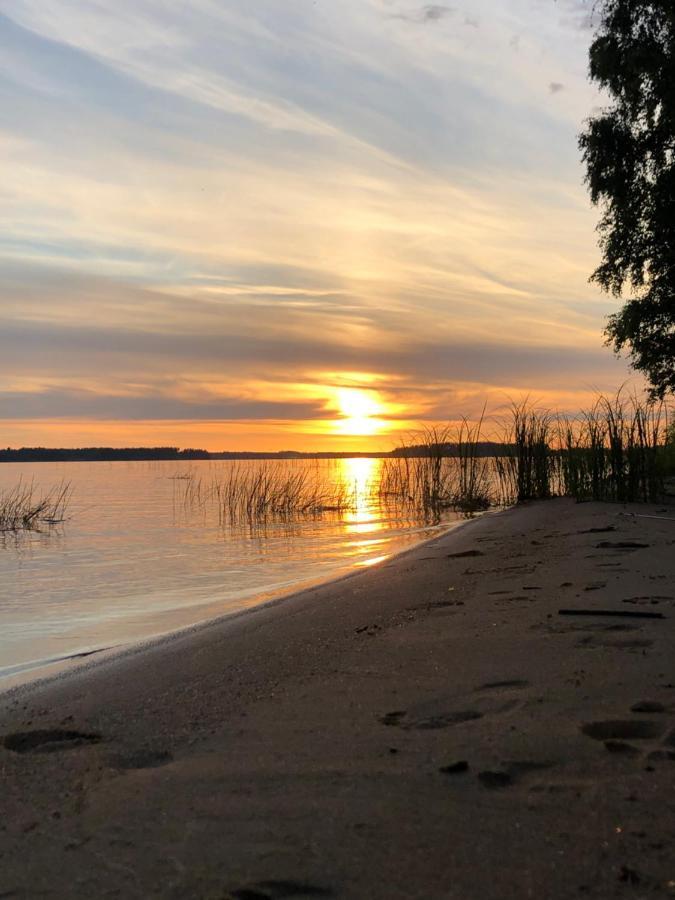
(630, 701, 667, 714)
(581, 720, 665, 741)
(380, 709, 483, 730)
(2, 729, 102, 754)
(478, 761, 554, 789)
(583, 708, 675, 761)
(647, 749, 675, 762)
(109, 748, 173, 770)
(577, 636, 654, 651)
(603, 741, 642, 756)
(439, 760, 470, 775)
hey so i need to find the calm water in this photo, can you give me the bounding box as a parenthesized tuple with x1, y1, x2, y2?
(0, 458, 465, 684)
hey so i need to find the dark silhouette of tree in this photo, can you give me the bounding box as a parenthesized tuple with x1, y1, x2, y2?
(579, 0, 675, 397)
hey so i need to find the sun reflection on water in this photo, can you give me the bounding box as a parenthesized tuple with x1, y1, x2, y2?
(336, 457, 390, 566)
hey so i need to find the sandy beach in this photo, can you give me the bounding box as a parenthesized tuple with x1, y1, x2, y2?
(1, 498, 674, 899)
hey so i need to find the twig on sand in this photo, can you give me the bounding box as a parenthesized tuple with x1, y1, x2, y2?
(558, 608, 665, 620)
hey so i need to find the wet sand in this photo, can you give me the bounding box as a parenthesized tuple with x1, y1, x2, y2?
(1, 498, 674, 899)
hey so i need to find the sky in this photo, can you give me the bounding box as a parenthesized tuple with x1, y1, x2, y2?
(0, 0, 638, 451)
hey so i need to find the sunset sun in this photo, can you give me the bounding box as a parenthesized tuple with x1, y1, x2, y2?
(334, 388, 387, 437)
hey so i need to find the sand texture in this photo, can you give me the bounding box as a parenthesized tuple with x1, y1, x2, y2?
(1, 498, 675, 899)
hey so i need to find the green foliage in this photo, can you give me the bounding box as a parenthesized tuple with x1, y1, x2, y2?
(579, 1, 675, 398)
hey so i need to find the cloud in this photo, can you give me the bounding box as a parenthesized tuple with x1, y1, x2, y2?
(0, 388, 325, 422)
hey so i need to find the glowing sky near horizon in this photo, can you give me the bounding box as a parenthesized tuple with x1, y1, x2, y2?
(0, 0, 638, 450)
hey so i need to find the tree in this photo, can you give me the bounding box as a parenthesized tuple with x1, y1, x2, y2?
(579, 0, 675, 398)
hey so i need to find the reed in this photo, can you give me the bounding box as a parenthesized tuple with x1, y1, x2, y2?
(452, 410, 494, 510)
(495, 401, 553, 503)
(378, 415, 498, 518)
(494, 391, 669, 504)
(0, 480, 72, 532)
(176, 462, 360, 525)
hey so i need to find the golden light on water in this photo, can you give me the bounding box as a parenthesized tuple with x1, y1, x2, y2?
(340, 458, 387, 567)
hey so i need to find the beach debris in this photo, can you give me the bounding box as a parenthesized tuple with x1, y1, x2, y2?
(355, 624, 381, 636)
(447, 549, 484, 558)
(228, 880, 333, 898)
(2, 729, 102, 754)
(439, 760, 470, 775)
(559, 609, 665, 620)
(595, 541, 650, 550)
(584, 582, 608, 592)
(579, 526, 617, 534)
(479, 679, 529, 691)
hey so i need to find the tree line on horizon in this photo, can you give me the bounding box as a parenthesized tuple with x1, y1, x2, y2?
(0, 444, 515, 463)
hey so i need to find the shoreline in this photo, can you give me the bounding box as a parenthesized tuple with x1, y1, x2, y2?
(2, 498, 674, 898)
(0, 512, 484, 696)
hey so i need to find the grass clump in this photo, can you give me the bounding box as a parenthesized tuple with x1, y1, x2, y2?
(379, 413, 495, 519)
(0, 480, 72, 532)
(176, 463, 360, 525)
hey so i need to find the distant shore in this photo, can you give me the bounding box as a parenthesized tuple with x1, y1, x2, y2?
(1, 498, 674, 898)
(0, 443, 510, 463)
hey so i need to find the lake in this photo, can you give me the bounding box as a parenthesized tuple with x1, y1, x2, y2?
(0, 458, 468, 686)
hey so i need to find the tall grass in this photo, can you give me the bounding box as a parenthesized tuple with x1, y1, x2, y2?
(495, 401, 553, 503)
(379, 414, 496, 518)
(0, 480, 72, 532)
(556, 394, 668, 503)
(176, 462, 360, 525)
(494, 392, 669, 504)
(381, 391, 671, 514)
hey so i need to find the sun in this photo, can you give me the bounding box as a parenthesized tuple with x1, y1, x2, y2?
(334, 388, 386, 436)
